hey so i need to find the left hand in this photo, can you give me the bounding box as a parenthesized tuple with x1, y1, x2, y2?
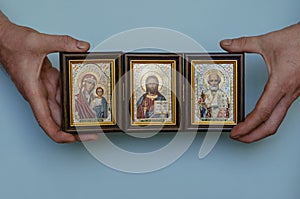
(0, 13, 98, 143)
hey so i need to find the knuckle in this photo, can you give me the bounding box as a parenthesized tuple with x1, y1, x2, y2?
(294, 88, 300, 100)
(266, 128, 277, 137)
(263, 122, 278, 137)
(281, 76, 295, 89)
(37, 124, 67, 143)
(269, 130, 277, 136)
(61, 35, 74, 50)
(258, 108, 272, 122)
(270, 77, 284, 90)
(290, 74, 300, 100)
(236, 37, 249, 48)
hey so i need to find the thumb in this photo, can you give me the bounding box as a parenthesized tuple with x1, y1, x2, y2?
(40, 33, 90, 53)
(220, 36, 261, 53)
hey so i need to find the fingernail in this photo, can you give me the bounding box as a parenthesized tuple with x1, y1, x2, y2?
(231, 134, 240, 139)
(77, 134, 99, 142)
(222, 39, 233, 46)
(77, 40, 89, 49)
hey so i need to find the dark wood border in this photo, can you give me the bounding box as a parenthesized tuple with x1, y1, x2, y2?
(123, 53, 183, 132)
(60, 52, 122, 133)
(60, 52, 244, 133)
(184, 53, 244, 132)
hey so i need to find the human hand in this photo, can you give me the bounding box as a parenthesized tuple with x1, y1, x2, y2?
(220, 22, 300, 143)
(0, 12, 98, 143)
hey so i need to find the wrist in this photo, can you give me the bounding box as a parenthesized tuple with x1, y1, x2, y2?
(295, 22, 300, 40)
(0, 11, 11, 41)
(0, 11, 12, 65)
(0, 10, 8, 22)
(0, 10, 10, 29)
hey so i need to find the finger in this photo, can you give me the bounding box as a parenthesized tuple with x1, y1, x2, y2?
(235, 95, 293, 143)
(230, 78, 285, 139)
(39, 59, 98, 142)
(56, 75, 61, 105)
(27, 85, 76, 143)
(220, 36, 262, 53)
(39, 34, 90, 54)
(75, 134, 99, 142)
(40, 60, 62, 125)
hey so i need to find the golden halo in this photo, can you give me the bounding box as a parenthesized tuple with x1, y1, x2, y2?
(202, 69, 226, 90)
(140, 71, 163, 92)
(75, 64, 100, 90)
(95, 84, 106, 96)
(77, 72, 99, 88)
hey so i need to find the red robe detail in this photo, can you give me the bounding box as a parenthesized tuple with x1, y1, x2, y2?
(75, 92, 96, 119)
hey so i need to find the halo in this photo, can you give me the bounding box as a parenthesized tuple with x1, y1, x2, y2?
(140, 71, 163, 92)
(202, 69, 226, 90)
(76, 71, 99, 90)
(95, 84, 106, 96)
(74, 63, 101, 93)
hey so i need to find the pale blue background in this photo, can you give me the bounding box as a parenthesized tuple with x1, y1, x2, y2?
(1, 0, 300, 198)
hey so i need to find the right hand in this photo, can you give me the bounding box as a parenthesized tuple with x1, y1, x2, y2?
(220, 22, 300, 143)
